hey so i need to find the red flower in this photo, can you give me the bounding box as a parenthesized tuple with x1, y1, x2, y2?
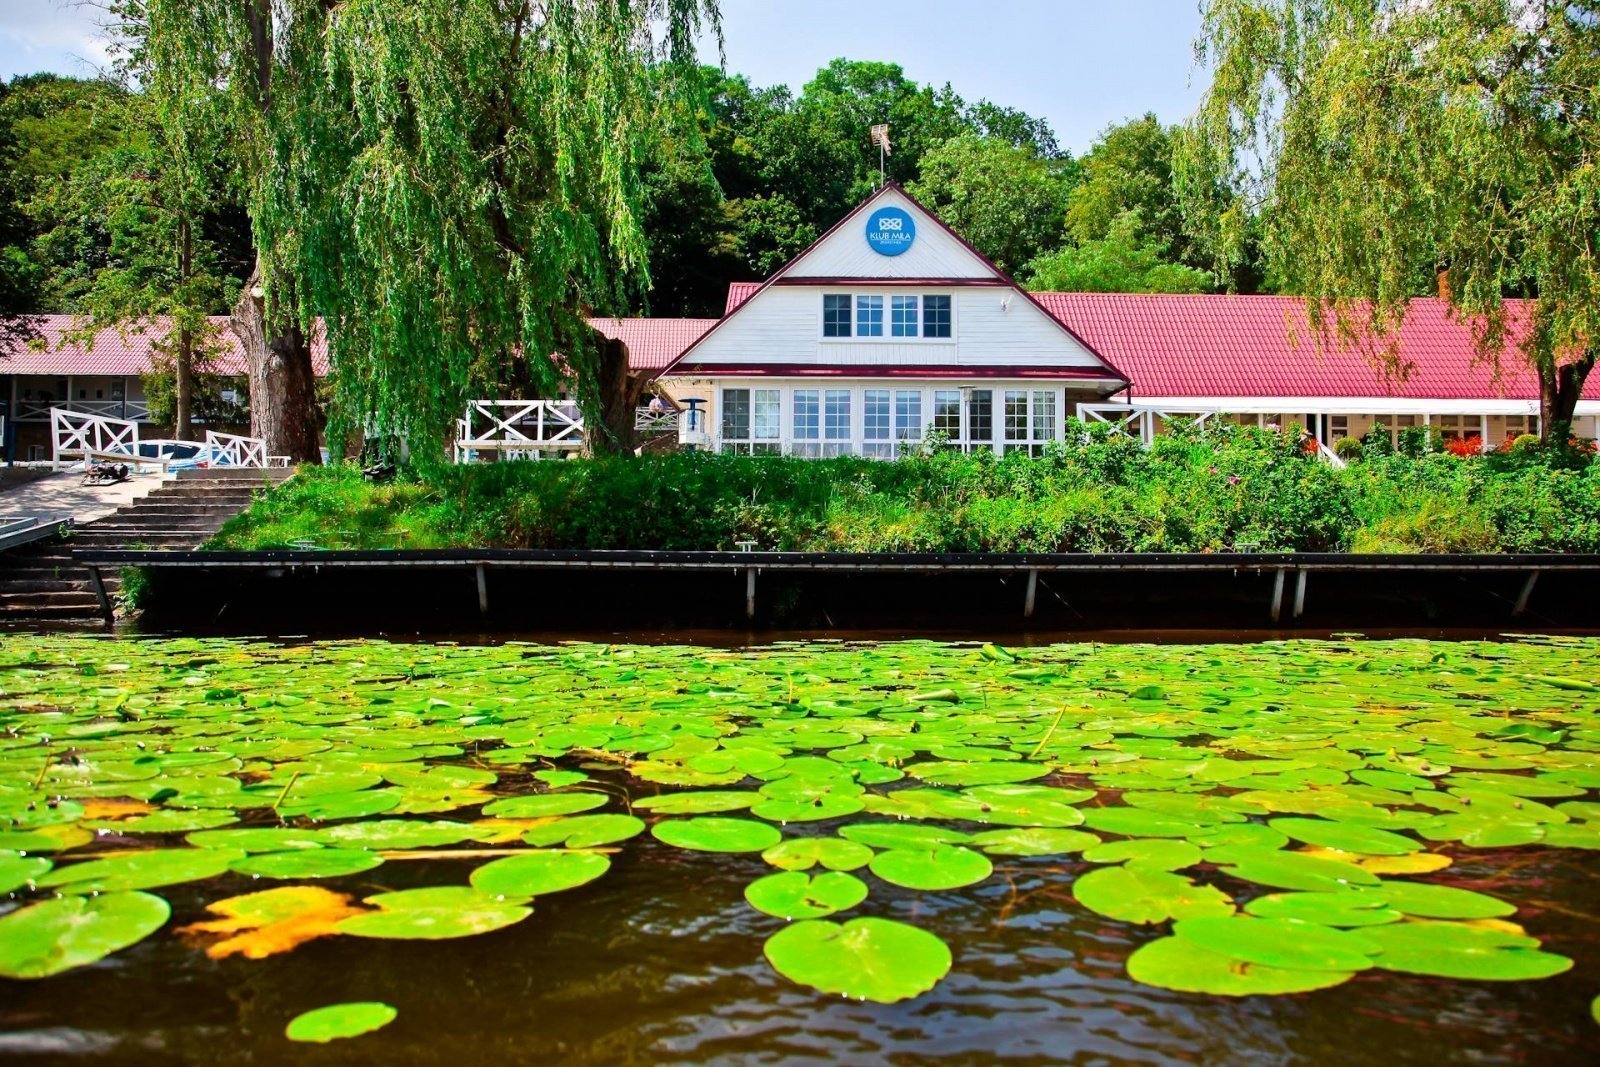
(1445, 436, 1483, 457)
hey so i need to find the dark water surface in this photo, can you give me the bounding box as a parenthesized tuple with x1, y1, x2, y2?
(2, 633, 1598, 1066)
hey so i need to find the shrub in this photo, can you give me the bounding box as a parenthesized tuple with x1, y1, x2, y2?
(1510, 433, 1541, 455)
(1445, 435, 1483, 457)
(1334, 437, 1365, 461)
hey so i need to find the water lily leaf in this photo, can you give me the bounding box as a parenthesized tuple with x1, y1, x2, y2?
(0, 850, 52, 893)
(314, 819, 479, 850)
(469, 851, 611, 898)
(178, 885, 365, 959)
(186, 828, 326, 852)
(631, 791, 759, 814)
(763, 917, 951, 1003)
(84, 809, 239, 834)
(1082, 839, 1202, 870)
(521, 814, 645, 848)
(967, 828, 1099, 856)
(1207, 845, 1380, 891)
(903, 761, 1048, 786)
(1072, 866, 1234, 924)
(1126, 935, 1356, 996)
(1352, 852, 1452, 875)
(1376, 880, 1515, 919)
(276, 789, 402, 821)
(285, 1002, 397, 1043)
(337, 886, 530, 939)
(1269, 817, 1420, 856)
(1362, 921, 1573, 980)
(651, 816, 781, 854)
(868, 846, 992, 891)
(750, 795, 866, 823)
(480, 793, 607, 818)
(1244, 891, 1403, 927)
(0, 824, 93, 852)
(761, 837, 874, 872)
(1173, 916, 1380, 971)
(532, 770, 589, 789)
(39, 848, 244, 894)
(232, 848, 384, 880)
(1082, 807, 1210, 838)
(745, 871, 868, 919)
(0, 891, 170, 978)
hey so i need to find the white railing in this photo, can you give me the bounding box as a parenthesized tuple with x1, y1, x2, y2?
(51, 408, 142, 469)
(1077, 403, 1221, 446)
(21, 398, 151, 423)
(635, 407, 679, 434)
(204, 430, 271, 468)
(51, 407, 278, 471)
(455, 400, 586, 463)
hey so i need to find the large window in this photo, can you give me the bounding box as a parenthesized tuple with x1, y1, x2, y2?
(891, 295, 919, 337)
(856, 296, 884, 337)
(792, 390, 821, 457)
(1003, 390, 1030, 453)
(923, 295, 952, 338)
(863, 390, 892, 458)
(894, 390, 923, 452)
(823, 390, 853, 456)
(966, 389, 993, 452)
(1003, 390, 1057, 455)
(721, 388, 780, 454)
(823, 295, 852, 337)
(932, 390, 961, 441)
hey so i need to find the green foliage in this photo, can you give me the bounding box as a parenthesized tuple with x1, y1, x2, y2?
(211, 424, 1600, 554)
(907, 135, 1073, 276)
(1023, 214, 1216, 294)
(1333, 437, 1364, 461)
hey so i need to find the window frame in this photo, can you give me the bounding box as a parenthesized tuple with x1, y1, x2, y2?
(819, 291, 957, 343)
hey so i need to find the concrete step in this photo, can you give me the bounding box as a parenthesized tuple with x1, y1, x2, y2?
(175, 468, 295, 482)
(0, 591, 103, 610)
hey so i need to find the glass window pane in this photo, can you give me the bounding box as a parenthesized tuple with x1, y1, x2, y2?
(1004, 390, 1029, 451)
(863, 390, 892, 457)
(894, 390, 923, 450)
(891, 295, 918, 337)
(823, 294, 851, 338)
(792, 390, 820, 456)
(753, 389, 781, 441)
(824, 390, 852, 455)
(967, 389, 992, 450)
(856, 295, 884, 337)
(1031, 391, 1056, 444)
(923, 295, 952, 338)
(721, 389, 750, 442)
(933, 390, 961, 438)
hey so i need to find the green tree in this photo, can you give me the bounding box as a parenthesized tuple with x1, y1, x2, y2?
(0, 84, 39, 348)
(1023, 214, 1215, 293)
(1184, 0, 1600, 440)
(1067, 114, 1195, 264)
(139, 0, 719, 459)
(908, 135, 1073, 276)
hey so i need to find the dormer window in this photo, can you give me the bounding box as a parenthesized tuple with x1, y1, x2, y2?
(855, 295, 884, 337)
(923, 295, 952, 338)
(820, 291, 955, 341)
(891, 296, 918, 336)
(823, 294, 851, 337)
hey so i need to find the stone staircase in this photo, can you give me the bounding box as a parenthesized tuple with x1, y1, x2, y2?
(0, 468, 294, 625)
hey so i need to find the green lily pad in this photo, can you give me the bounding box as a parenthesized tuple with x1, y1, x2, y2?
(1244, 891, 1403, 927)
(232, 848, 384, 879)
(868, 846, 993, 891)
(0, 850, 52, 893)
(838, 823, 972, 850)
(1082, 838, 1202, 870)
(1173, 916, 1380, 971)
(480, 793, 608, 818)
(967, 828, 1099, 856)
(338, 886, 531, 939)
(763, 917, 951, 1003)
(750, 795, 866, 823)
(1126, 935, 1357, 996)
(38, 848, 243, 894)
(1207, 845, 1380, 891)
(1376, 880, 1515, 919)
(521, 814, 645, 848)
(316, 820, 479, 850)
(761, 837, 875, 871)
(902, 761, 1049, 786)
(186, 828, 326, 853)
(0, 891, 170, 978)
(1269, 817, 1420, 856)
(651, 817, 782, 854)
(85, 809, 240, 834)
(1072, 866, 1234, 924)
(631, 791, 760, 814)
(745, 870, 868, 919)
(285, 1002, 397, 1043)
(1081, 808, 1209, 838)
(469, 851, 611, 898)
(1362, 921, 1573, 980)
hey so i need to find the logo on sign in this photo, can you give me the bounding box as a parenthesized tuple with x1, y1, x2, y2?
(865, 207, 915, 256)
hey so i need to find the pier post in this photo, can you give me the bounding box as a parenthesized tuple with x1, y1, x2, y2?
(746, 567, 757, 620)
(1513, 570, 1540, 617)
(1269, 569, 1286, 624)
(86, 565, 114, 629)
(475, 564, 489, 615)
(1292, 569, 1308, 619)
(1023, 568, 1039, 618)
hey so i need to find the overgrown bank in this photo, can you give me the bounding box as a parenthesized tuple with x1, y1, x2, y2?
(208, 426, 1600, 555)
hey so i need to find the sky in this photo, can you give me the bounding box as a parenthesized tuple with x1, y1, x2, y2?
(0, 0, 1210, 156)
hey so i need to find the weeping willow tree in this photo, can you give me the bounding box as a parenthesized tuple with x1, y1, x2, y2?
(138, 0, 720, 460)
(1181, 0, 1600, 441)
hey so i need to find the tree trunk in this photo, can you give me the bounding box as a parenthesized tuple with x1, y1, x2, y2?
(230, 265, 322, 462)
(588, 335, 644, 457)
(1540, 349, 1596, 444)
(174, 217, 194, 440)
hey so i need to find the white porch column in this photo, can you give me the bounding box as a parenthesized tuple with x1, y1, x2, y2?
(1479, 414, 1490, 452)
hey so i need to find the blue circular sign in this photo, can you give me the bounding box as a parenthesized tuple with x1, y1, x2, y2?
(865, 207, 916, 256)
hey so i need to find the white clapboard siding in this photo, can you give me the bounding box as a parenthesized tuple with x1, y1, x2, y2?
(787, 188, 998, 280)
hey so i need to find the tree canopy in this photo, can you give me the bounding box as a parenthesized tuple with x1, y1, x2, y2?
(1183, 0, 1600, 437)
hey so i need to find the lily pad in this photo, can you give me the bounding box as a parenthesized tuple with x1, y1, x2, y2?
(285, 1002, 397, 1043)
(1269, 817, 1421, 856)
(1174, 916, 1380, 971)
(469, 851, 611, 898)
(39, 848, 243, 894)
(967, 828, 1099, 856)
(0, 891, 170, 978)
(868, 846, 993, 891)
(745, 870, 868, 919)
(1083, 838, 1202, 870)
(1244, 891, 1403, 927)
(337, 886, 531, 939)
(1072, 866, 1234, 924)
(838, 823, 972, 850)
(316, 820, 479, 850)
(521, 814, 645, 848)
(763, 917, 952, 1003)
(232, 848, 385, 880)
(1362, 921, 1573, 980)
(0, 850, 52, 893)
(480, 793, 608, 818)
(651, 817, 782, 854)
(1126, 935, 1357, 996)
(1376, 880, 1515, 920)
(761, 837, 875, 872)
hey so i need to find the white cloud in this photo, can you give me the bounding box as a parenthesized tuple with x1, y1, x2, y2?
(0, 0, 114, 79)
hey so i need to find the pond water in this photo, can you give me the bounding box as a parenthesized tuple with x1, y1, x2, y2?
(1, 634, 1598, 1065)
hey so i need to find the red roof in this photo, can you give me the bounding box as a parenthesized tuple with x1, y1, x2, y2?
(0, 316, 331, 377)
(725, 283, 759, 314)
(680, 363, 1125, 381)
(589, 317, 718, 371)
(1034, 293, 1596, 402)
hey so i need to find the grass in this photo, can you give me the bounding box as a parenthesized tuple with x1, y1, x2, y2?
(207, 423, 1600, 554)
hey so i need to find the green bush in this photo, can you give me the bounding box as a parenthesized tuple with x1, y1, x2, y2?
(1334, 437, 1365, 461)
(207, 424, 1600, 555)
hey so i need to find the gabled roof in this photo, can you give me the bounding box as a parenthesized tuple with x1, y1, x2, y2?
(724, 283, 759, 314)
(658, 182, 1131, 385)
(589, 317, 718, 371)
(1032, 293, 1598, 402)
